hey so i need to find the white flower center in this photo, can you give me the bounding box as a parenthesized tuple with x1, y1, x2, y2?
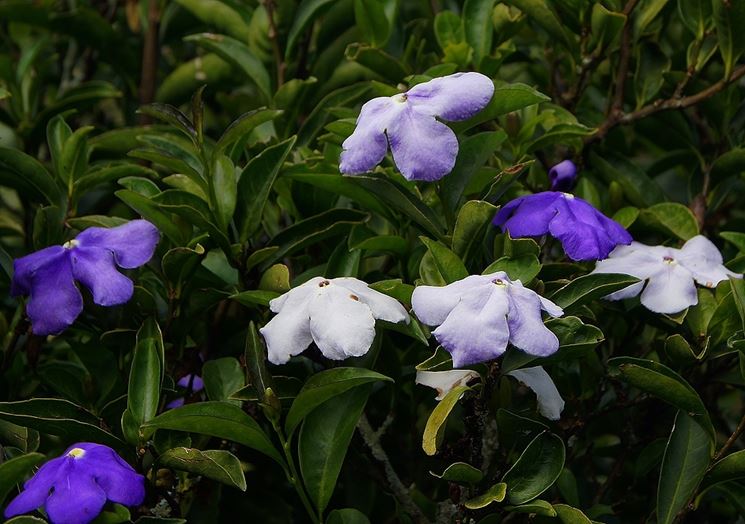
(318, 280, 331, 288)
(492, 278, 506, 286)
(663, 255, 676, 265)
(562, 192, 575, 200)
(392, 93, 408, 104)
(62, 239, 79, 249)
(67, 447, 85, 459)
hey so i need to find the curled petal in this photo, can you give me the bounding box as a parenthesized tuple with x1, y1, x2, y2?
(46, 462, 107, 524)
(4, 459, 62, 518)
(506, 285, 560, 357)
(507, 366, 565, 420)
(340, 97, 400, 174)
(260, 293, 314, 365)
(309, 284, 376, 359)
(493, 193, 560, 237)
(412, 274, 491, 326)
(416, 370, 480, 400)
(640, 263, 698, 314)
(11, 245, 66, 297)
(678, 235, 742, 287)
(268, 276, 324, 313)
(548, 160, 577, 191)
(387, 106, 459, 181)
(76, 220, 159, 269)
(333, 278, 409, 323)
(407, 72, 494, 121)
(71, 247, 134, 306)
(75, 444, 145, 507)
(26, 255, 83, 335)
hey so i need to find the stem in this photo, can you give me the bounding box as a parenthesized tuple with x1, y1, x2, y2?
(263, 0, 286, 87)
(272, 422, 320, 524)
(2, 305, 25, 372)
(713, 413, 745, 463)
(138, 0, 160, 124)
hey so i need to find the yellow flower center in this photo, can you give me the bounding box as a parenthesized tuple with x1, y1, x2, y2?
(67, 447, 86, 459)
(62, 239, 78, 249)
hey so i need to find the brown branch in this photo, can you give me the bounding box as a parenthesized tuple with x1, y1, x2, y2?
(138, 0, 160, 124)
(713, 413, 745, 463)
(263, 0, 285, 87)
(609, 0, 640, 117)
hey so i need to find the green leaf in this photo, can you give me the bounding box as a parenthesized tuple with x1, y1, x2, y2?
(501, 431, 565, 505)
(285, 172, 391, 218)
(639, 202, 699, 240)
(216, 109, 283, 154)
(210, 153, 237, 231)
(634, 42, 671, 107)
(353, 0, 390, 47)
(297, 83, 373, 147)
(174, 0, 252, 41)
(431, 462, 484, 484)
(463, 0, 496, 65)
(59, 126, 94, 188)
(203, 357, 245, 401)
(505, 499, 557, 516)
(483, 255, 541, 283)
(701, 450, 745, 490)
(0, 453, 46, 505)
(419, 237, 469, 284)
(286, 0, 337, 58)
(657, 412, 713, 524)
(422, 385, 470, 456)
(299, 385, 371, 514)
(553, 504, 593, 523)
(713, 0, 745, 78)
(285, 367, 392, 435)
(590, 151, 666, 208)
(678, 0, 711, 38)
(452, 83, 550, 132)
(550, 273, 640, 311)
(608, 357, 715, 441)
(231, 289, 280, 307)
(464, 482, 507, 509)
(590, 3, 626, 49)
(721, 231, 745, 253)
(326, 508, 371, 524)
(185, 33, 272, 102)
(450, 200, 498, 261)
(0, 147, 62, 205)
(115, 189, 190, 245)
(142, 401, 282, 464)
(242, 321, 275, 406)
(5, 517, 48, 524)
(507, 0, 570, 47)
(345, 44, 408, 84)
(711, 148, 745, 184)
(159, 448, 246, 491)
(137, 104, 196, 143)
(236, 136, 296, 240)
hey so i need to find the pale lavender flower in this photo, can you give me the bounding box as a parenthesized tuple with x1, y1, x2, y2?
(415, 370, 480, 400)
(507, 366, 565, 420)
(548, 160, 577, 191)
(493, 192, 632, 261)
(411, 272, 563, 367)
(592, 235, 742, 314)
(340, 72, 494, 181)
(260, 277, 409, 364)
(4, 443, 145, 524)
(11, 220, 159, 335)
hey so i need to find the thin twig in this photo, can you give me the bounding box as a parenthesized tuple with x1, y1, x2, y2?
(138, 0, 160, 124)
(609, 0, 640, 117)
(713, 413, 745, 463)
(263, 0, 286, 87)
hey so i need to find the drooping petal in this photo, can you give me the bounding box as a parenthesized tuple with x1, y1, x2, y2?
(604, 281, 645, 301)
(25, 254, 83, 335)
(3, 459, 62, 518)
(260, 292, 314, 365)
(640, 263, 698, 314)
(538, 294, 564, 318)
(75, 220, 159, 269)
(507, 366, 565, 420)
(548, 160, 577, 191)
(493, 193, 560, 237)
(339, 97, 400, 174)
(267, 277, 325, 313)
(406, 72, 494, 121)
(387, 105, 459, 181)
(678, 235, 742, 287)
(75, 444, 145, 507)
(70, 247, 134, 306)
(506, 285, 560, 357)
(11, 245, 66, 296)
(433, 284, 511, 367)
(412, 275, 491, 326)
(333, 278, 409, 323)
(308, 284, 376, 359)
(416, 370, 481, 400)
(46, 463, 107, 524)
(593, 243, 671, 301)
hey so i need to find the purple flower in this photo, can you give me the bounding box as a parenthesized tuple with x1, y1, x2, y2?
(492, 192, 632, 261)
(166, 373, 205, 409)
(11, 220, 159, 335)
(4, 442, 145, 524)
(411, 272, 563, 367)
(339, 72, 494, 181)
(548, 160, 577, 191)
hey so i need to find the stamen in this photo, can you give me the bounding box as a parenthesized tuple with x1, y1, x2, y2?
(662, 255, 675, 264)
(62, 239, 78, 250)
(318, 280, 331, 287)
(562, 192, 575, 200)
(349, 294, 359, 301)
(393, 93, 408, 103)
(67, 447, 85, 459)
(492, 278, 505, 286)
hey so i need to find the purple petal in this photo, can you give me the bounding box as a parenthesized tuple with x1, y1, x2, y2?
(176, 374, 204, 392)
(433, 283, 510, 367)
(165, 397, 185, 409)
(4, 459, 62, 519)
(506, 285, 560, 357)
(71, 247, 134, 306)
(411, 274, 490, 326)
(74, 445, 145, 507)
(407, 72, 494, 121)
(387, 106, 459, 181)
(11, 245, 66, 297)
(26, 254, 83, 335)
(340, 97, 400, 174)
(46, 462, 107, 524)
(493, 193, 560, 237)
(548, 160, 577, 191)
(75, 220, 159, 269)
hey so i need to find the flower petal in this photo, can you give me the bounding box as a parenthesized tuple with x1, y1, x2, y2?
(339, 97, 400, 174)
(387, 106, 459, 181)
(46, 462, 107, 524)
(548, 160, 577, 191)
(593, 242, 671, 301)
(176, 374, 204, 392)
(308, 284, 377, 359)
(412, 274, 490, 326)
(11, 245, 66, 297)
(506, 285, 560, 357)
(333, 277, 409, 323)
(260, 292, 314, 365)
(493, 193, 559, 237)
(74, 444, 145, 507)
(678, 235, 742, 287)
(640, 263, 698, 314)
(71, 247, 134, 306)
(26, 254, 83, 335)
(407, 72, 494, 121)
(433, 284, 510, 367)
(507, 366, 565, 420)
(75, 220, 159, 269)
(268, 277, 324, 313)
(3, 459, 62, 518)
(416, 370, 480, 400)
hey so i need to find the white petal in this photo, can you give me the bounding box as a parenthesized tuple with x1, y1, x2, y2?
(604, 280, 645, 301)
(260, 297, 313, 365)
(308, 284, 376, 360)
(333, 277, 410, 323)
(411, 274, 491, 326)
(592, 242, 670, 280)
(268, 276, 325, 313)
(678, 235, 742, 287)
(640, 263, 698, 314)
(506, 285, 560, 357)
(415, 370, 480, 401)
(507, 366, 565, 420)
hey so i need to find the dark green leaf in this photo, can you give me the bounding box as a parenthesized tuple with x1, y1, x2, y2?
(502, 431, 565, 504)
(550, 273, 640, 310)
(0, 453, 45, 505)
(159, 448, 246, 491)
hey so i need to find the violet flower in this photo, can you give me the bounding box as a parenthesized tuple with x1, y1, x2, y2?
(492, 192, 632, 261)
(260, 277, 409, 364)
(592, 235, 742, 314)
(165, 374, 205, 409)
(4, 442, 145, 524)
(411, 272, 563, 367)
(12, 220, 159, 335)
(548, 160, 577, 191)
(339, 72, 494, 181)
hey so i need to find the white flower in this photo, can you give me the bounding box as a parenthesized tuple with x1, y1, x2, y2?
(507, 366, 565, 420)
(415, 370, 480, 400)
(592, 235, 742, 314)
(259, 277, 410, 364)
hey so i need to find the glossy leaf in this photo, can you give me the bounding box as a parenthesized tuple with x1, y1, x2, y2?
(502, 431, 565, 504)
(159, 448, 247, 491)
(422, 385, 470, 456)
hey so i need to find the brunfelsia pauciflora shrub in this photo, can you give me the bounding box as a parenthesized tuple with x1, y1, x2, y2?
(2, 1, 745, 523)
